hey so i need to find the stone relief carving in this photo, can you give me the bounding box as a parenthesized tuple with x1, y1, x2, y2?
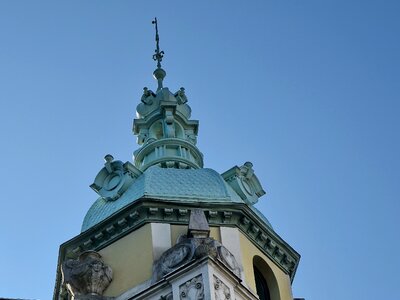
(217, 246, 241, 278)
(214, 275, 231, 300)
(221, 162, 265, 205)
(179, 275, 204, 300)
(90, 155, 142, 201)
(153, 242, 194, 281)
(164, 109, 176, 138)
(152, 209, 241, 282)
(137, 129, 149, 145)
(61, 251, 112, 298)
(185, 130, 197, 145)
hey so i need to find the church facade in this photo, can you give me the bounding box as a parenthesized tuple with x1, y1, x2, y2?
(53, 20, 303, 300)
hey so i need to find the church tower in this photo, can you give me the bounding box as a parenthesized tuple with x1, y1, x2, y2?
(53, 19, 302, 300)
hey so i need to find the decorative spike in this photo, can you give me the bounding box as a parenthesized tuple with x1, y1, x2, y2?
(151, 18, 166, 91)
(152, 18, 164, 69)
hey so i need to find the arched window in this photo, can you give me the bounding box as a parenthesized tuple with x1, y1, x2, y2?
(253, 256, 280, 300)
(254, 265, 271, 300)
(149, 121, 163, 140)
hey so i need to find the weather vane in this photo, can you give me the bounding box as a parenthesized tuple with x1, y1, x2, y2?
(152, 18, 164, 69)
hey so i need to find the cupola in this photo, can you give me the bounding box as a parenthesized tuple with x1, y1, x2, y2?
(54, 18, 303, 300)
(133, 18, 203, 171)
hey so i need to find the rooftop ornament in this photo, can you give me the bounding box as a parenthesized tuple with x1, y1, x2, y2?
(152, 17, 166, 91)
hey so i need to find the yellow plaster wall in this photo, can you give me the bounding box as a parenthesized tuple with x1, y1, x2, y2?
(239, 233, 293, 300)
(211, 226, 221, 242)
(170, 225, 221, 246)
(99, 224, 153, 297)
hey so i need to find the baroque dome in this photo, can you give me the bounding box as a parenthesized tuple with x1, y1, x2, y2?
(82, 166, 272, 231)
(82, 40, 271, 233)
(82, 166, 271, 232)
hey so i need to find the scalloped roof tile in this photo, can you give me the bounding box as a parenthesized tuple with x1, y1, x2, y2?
(82, 166, 245, 232)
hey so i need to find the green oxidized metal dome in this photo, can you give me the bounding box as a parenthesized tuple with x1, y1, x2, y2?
(83, 40, 271, 232)
(82, 164, 271, 232)
(84, 166, 246, 231)
(83, 166, 234, 231)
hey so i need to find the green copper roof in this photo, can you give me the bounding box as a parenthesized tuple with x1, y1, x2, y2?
(82, 23, 272, 233)
(132, 21, 203, 172)
(82, 166, 263, 232)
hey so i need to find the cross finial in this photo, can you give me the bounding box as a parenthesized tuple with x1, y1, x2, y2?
(152, 18, 164, 69)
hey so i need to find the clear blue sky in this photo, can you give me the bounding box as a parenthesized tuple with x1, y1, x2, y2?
(0, 1, 399, 299)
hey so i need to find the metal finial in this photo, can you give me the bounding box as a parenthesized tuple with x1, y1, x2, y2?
(152, 18, 164, 68)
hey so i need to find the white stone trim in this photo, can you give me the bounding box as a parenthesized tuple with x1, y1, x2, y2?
(220, 227, 244, 277)
(151, 223, 172, 261)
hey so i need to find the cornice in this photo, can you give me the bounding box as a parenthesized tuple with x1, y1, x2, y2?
(133, 113, 199, 134)
(133, 137, 204, 170)
(134, 138, 203, 162)
(53, 198, 300, 299)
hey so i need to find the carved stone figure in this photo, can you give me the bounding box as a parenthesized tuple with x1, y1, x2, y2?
(175, 87, 188, 104)
(141, 87, 156, 105)
(152, 209, 241, 282)
(61, 251, 113, 299)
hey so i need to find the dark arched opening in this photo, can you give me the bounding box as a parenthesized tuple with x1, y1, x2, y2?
(253, 255, 280, 300)
(254, 265, 271, 300)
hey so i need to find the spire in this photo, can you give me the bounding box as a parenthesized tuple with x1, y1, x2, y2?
(132, 18, 203, 171)
(152, 18, 166, 91)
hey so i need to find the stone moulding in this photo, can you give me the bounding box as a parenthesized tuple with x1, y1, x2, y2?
(159, 292, 173, 300)
(53, 199, 300, 300)
(133, 137, 204, 170)
(133, 113, 199, 140)
(131, 256, 258, 300)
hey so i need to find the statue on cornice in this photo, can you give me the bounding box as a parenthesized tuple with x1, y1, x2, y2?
(61, 251, 113, 299)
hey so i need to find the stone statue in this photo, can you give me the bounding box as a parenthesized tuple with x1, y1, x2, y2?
(61, 251, 113, 299)
(152, 209, 241, 282)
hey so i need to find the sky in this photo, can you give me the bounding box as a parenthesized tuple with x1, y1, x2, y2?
(0, 1, 399, 299)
